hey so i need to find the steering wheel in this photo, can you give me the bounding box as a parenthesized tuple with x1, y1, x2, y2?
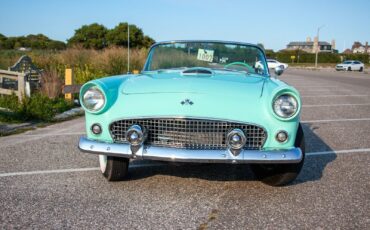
(224, 62, 251, 69)
(224, 62, 255, 73)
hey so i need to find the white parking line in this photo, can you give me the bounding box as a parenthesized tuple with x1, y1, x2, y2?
(302, 118, 370, 123)
(292, 86, 340, 88)
(300, 89, 353, 92)
(0, 167, 99, 177)
(302, 94, 370, 98)
(303, 103, 370, 107)
(0, 149, 369, 177)
(306, 148, 370, 156)
(0, 163, 164, 177)
(22, 132, 86, 137)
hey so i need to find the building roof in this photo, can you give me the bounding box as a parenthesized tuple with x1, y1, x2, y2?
(287, 41, 331, 46)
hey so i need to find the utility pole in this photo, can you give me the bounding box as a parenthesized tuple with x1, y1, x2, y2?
(127, 23, 130, 74)
(315, 25, 325, 68)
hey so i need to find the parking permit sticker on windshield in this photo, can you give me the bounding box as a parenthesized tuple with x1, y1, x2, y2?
(197, 49, 214, 62)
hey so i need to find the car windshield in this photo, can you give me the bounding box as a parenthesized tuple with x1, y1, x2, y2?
(343, 61, 352, 64)
(144, 41, 268, 76)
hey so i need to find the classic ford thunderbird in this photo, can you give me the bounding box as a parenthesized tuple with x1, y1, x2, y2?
(78, 40, 305, 186)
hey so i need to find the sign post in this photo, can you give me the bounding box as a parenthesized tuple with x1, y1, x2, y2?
(290, 55, 296, 63)
(65, 68, 73, 100)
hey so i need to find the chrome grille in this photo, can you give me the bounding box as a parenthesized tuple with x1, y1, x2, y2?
(109, 118, 266, 150)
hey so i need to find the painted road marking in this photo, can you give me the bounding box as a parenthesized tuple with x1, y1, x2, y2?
(302, 94, 370, 98)
(290, 85, 337, 87)
(0, 163, 165, 177)
(22, 132, 86, 137)
(303, 103, 370, 107)
(300, 89, 353, 92)
(0, 148, 369, 177)
(0, 167, 99, 177)
(306, 148, 370, 156)
(302, 118, 370, 123)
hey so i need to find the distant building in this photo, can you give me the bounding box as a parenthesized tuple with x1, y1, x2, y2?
(285, 37, 336, 53)
(352, 41, 369, 54)
(343, 49, 352, 54)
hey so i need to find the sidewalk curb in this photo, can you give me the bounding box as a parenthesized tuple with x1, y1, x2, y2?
(290, 67, 369, 74)
(0, 107, 84, 136)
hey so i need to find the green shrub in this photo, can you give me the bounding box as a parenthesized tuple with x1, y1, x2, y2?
(0, 93, 73, 122)
(0, 93, 20, 111)
(21, 94, 56, 121)
(52, 97, 75, 114)
(343, 53, 369, 63)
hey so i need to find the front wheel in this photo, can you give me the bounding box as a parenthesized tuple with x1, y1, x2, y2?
(347, 67, 352, 71)
(99, 155, 129, 181)
(359, 67, 363, 72)
(250, 123, 305, 186)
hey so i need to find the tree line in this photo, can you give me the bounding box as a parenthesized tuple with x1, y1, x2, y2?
(0, 22, 155, 50)
(265, 49, 369, 64)
(0, 33, 66, 50)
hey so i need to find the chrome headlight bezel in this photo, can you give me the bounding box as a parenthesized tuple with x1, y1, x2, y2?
(272, 93, 299, 119)
(81, 85, 106, 113)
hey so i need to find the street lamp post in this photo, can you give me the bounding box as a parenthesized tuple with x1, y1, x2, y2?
(127, 23, 130, 74)
(315, 25, 325, 69)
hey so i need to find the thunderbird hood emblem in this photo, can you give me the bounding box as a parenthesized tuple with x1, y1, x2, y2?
(181, 99, 194, 105)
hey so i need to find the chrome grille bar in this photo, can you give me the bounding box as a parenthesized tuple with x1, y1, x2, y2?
(109, 118, 266, 150)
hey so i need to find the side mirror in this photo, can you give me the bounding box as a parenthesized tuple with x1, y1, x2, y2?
(274, 66, 284, 76)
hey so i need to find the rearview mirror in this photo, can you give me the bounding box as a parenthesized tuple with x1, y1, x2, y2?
(274, 66, 284, 76)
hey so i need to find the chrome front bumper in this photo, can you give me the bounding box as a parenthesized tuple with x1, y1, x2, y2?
(78, 137, 303, 164)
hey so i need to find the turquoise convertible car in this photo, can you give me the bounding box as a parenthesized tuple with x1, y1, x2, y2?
(78, 40, 305, 186)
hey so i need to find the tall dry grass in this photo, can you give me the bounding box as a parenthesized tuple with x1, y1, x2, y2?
(22, 47, 148, 84)
(40, 68, 63, 99)
(0, 47, 148, 98)
(58, 46, 147, 72)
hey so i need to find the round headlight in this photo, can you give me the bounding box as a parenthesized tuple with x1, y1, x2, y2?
(82, 87, 105, 112)
(273, 94, 298, 118)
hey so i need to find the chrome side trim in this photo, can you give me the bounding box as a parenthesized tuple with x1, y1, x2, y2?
(79, 137, 302, 164)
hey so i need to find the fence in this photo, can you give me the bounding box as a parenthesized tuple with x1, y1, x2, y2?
(0, 55, 41, 102)
(0, 69, 27, 101)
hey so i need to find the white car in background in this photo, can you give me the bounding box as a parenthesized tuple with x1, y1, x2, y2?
(336, 60, 364, 72)
(267, 59, 288, 69)
(254, 59, 288, 71)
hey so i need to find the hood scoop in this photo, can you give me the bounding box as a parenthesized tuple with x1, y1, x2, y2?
(181, 67, 214, 76)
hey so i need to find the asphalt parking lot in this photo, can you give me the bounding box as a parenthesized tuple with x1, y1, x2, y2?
(1, 69, 369, 229)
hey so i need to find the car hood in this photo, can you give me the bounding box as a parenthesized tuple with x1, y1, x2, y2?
(121, 71, 265, 97)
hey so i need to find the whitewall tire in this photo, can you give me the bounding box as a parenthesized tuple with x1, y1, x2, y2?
(99, 155, 107, 173)
(98, 155, 129, 181)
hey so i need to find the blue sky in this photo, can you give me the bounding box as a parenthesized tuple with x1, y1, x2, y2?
(0, 0, 369, 51)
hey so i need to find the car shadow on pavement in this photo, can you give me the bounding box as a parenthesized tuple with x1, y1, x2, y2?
(127, 123, 336, 185)
(292, 123, 337, 185)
